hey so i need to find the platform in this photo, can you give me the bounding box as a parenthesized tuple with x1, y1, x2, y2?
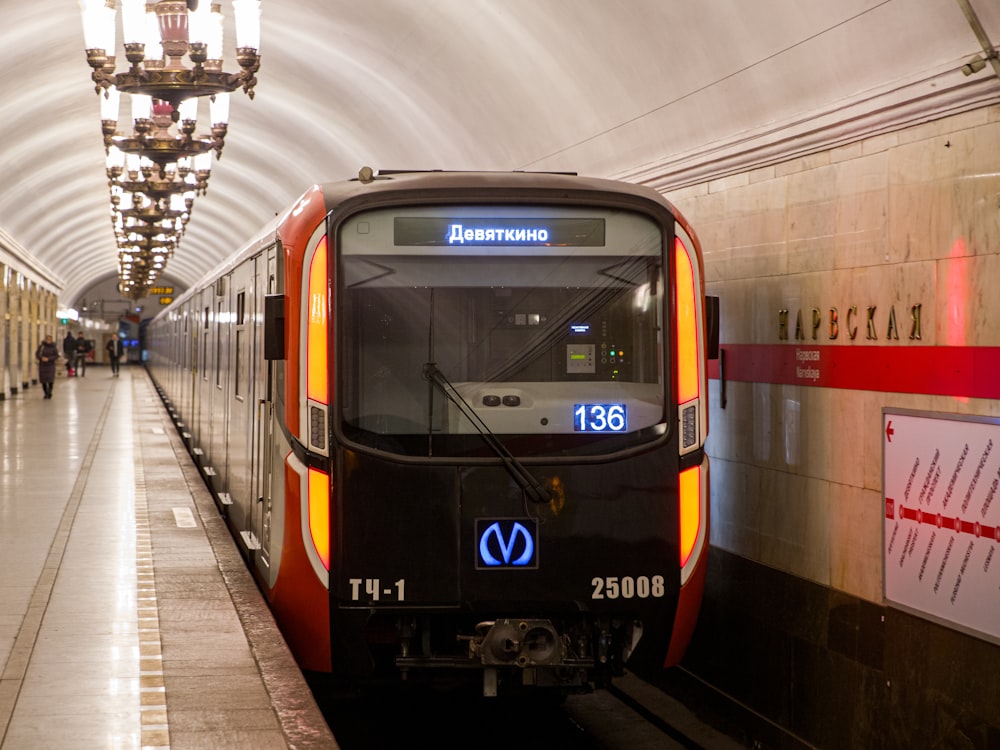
(0, 365, 337, 750)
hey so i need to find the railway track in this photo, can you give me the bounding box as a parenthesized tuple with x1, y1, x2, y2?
(563, 671, 747, 749)
(309, 671, 747, 750)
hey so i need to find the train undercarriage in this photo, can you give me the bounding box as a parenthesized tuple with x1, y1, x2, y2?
(358, 612, 645, 697)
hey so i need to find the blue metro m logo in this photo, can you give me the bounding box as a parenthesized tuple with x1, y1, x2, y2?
(476, 519, 538, 569)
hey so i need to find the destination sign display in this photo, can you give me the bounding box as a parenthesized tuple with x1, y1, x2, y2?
(394, 217, 606, 247)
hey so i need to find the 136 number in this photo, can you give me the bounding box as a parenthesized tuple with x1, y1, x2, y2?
(574, 403, 626, 432)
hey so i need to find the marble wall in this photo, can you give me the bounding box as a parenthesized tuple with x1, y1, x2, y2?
(667, 105, 1000, 605)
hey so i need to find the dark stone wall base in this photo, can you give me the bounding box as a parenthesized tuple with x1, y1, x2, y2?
(651, 547, 1000, 750)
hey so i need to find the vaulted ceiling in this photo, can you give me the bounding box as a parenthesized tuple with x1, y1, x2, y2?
(1, 0, 998, 307)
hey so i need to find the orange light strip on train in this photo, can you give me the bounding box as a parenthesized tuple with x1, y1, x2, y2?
(678, 464, 701, 568)
(308, 467, 331, 570)
(307, 236, 329, 404)
(674, 237, 700, 405)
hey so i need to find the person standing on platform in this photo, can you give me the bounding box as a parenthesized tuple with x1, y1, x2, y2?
(63, 330, 76, 375)
(74, 332, 92, 377)
(106, 333, 124, 377)
(36, 334, 59, 399)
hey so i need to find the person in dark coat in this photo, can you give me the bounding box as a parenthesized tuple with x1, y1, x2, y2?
(74, 332, 92, 377)
(63, 331, 76, 374)
(36, 334, 59, 399)
(105, 333, 124, 377)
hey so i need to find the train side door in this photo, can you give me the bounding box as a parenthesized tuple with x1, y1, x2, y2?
(252, 246, 280, 581)
(228, 260, 255, 548)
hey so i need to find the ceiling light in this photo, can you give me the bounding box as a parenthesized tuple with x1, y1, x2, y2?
(81, 0, 261, 110)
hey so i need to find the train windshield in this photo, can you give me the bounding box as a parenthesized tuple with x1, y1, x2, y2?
(336, 204, 668, 458)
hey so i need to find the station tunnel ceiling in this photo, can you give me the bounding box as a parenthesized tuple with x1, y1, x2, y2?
(1, 0, 998, 307)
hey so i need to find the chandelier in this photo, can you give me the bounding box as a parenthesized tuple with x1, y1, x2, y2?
(81, 1, 261, 108)
(101, 86, 229, 178)
(107, 147, 212, 201)
(118, 246, 171, 299)
(111, 189, 189, 298)
(80, 0, 261, 300)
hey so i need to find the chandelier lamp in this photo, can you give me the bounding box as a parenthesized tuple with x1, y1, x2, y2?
(112, 198, 188, 249)
(107, 149, 212, 201)
(114, 217, 186, 243)
(119, 249, 168, 275)
(81, 0, 261, 110)
(113, 189, 192, 226)
(112, 214, 190, 265)
(118, 259, 166, 298)
(118, 239, 174, 298)
(102, 87, 229, 177)
(120, 239, 177, 257)
(115, 203, 188, 236)
(119, 239, 179, 259)
(117, 232, 172, 296)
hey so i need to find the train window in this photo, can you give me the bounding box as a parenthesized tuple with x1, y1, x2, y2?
(235, 291, 246, 398)
(216, 300, 224, 388)
(202, 306, 209, 381)
(235, 328, 243, 397)
(337, 204, 667, 458)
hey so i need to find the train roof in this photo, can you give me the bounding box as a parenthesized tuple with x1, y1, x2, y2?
(153, 169, 682, 319)
(314, 168, 678, 214)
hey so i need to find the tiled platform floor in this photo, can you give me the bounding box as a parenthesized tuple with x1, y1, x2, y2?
(0, 366, 337, 749)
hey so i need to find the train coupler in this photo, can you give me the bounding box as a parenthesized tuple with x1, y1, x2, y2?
(473, 619, 564, 668)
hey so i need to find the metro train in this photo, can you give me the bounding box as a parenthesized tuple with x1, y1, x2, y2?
(146, 169, 717, 696)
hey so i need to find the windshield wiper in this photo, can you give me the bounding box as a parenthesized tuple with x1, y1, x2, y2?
(422, 362, 551, 504)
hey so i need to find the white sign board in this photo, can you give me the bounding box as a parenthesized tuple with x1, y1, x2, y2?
(883, 409, 1000, 644)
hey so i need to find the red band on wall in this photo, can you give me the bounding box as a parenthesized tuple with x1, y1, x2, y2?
(708, 344, 1000, 400)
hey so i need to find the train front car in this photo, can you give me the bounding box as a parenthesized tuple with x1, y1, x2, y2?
(285, 172, 711, 696)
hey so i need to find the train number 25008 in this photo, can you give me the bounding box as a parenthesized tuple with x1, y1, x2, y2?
(591, 575, 665, 600)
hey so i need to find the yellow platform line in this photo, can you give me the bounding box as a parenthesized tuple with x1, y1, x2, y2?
(133, 379, 170, 750)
